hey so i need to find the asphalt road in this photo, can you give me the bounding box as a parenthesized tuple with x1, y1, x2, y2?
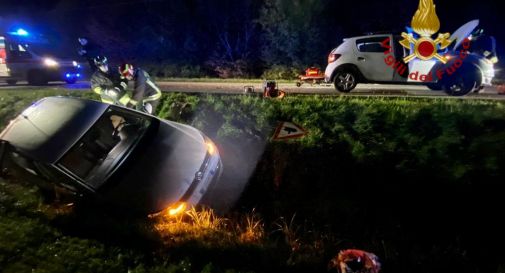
(1, 80, 505, 100)
(156, 81, 505, 99)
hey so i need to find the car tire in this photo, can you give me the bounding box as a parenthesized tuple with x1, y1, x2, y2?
(427, 82, 442, 91)
(6, 80, 17, 85)
(443, 76, 476, 96)
(27, 71, 48, 86)
(333, 70, 357, 92)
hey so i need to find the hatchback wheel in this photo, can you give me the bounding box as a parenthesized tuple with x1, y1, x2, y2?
(443, 76, 476, 96)
(334, 71, 357, 92)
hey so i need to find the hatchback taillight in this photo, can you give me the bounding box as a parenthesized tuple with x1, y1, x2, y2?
(328, 53, 341, 64)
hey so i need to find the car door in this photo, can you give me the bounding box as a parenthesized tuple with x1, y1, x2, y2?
(354, 35, 395, 82)
(392, 35, 411, 82)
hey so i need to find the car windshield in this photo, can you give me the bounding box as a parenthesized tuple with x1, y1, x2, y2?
(58, 107, 152, 189)
(20, 40, 75, 59)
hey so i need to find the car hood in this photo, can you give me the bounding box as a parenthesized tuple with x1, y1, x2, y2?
(101, 119, 208, 213)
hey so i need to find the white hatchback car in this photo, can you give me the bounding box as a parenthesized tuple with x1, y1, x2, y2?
(324, 20, 496, 96)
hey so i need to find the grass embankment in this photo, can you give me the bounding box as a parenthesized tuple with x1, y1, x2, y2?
(1, 90, 505, 273)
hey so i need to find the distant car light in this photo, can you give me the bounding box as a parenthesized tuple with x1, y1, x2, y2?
(44, 58, 59, 67)
(167, 202, 187, 216)
(485, 66, 495, 77)
(72, 61, 78, 67)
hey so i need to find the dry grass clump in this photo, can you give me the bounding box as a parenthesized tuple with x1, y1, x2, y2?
(152, 206, 265, 247)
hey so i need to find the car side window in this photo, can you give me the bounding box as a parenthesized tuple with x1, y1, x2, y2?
(58, 108, 150, 188)
(7, 43, 32, 60)
(356, 37, 389, 53)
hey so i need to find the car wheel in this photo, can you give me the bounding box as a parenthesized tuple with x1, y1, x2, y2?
(27, 71, 48, 86)
(426, 82, 442, 91)
(443, 76, 476, 96)
(333, 71, 357, 92)
(296, 82, 302, 87)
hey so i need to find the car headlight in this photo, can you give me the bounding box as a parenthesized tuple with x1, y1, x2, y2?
(72, 61, 78, 67)
(147, 201, 188, 218)
(44, 58, 58, 67)
(166, 202, 188, 217)
(486, 66, 495, 77)
(206, 140, 216, 155)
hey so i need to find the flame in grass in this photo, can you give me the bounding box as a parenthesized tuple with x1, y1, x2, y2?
(411, 0, 440, 37)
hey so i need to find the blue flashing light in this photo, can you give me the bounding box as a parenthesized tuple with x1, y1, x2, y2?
(17, 29, 29, 36)
(12, 28, 29, 36)
(8, 28, 30, 36)
(65, 73, 71, 78)
(76, 73, 81, 77)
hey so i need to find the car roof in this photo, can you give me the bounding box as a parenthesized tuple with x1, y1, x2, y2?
(0, 97, 108, 163)
(348, 33, 393, 40)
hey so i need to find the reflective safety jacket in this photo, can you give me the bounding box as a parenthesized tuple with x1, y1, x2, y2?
(90, 70, 131, 106)
(129, 68, 162, 110)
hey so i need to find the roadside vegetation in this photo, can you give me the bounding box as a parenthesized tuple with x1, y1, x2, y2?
(1, 90, 504, 272)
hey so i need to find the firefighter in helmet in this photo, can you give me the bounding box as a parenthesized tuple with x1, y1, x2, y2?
(119, 63, 162, 114)
(90, 56, 131, 106)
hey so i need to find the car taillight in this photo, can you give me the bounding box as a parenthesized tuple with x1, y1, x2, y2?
(328, 53, 341, 64)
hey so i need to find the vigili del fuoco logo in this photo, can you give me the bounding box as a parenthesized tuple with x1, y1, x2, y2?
(381, 0, 472, 82)
(399, 0, 452, 63)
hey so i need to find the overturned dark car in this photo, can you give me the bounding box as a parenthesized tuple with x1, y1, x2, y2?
(0, 97, 222, 215)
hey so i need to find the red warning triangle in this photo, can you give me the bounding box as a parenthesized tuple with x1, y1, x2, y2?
(273, 121, 307, 140)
